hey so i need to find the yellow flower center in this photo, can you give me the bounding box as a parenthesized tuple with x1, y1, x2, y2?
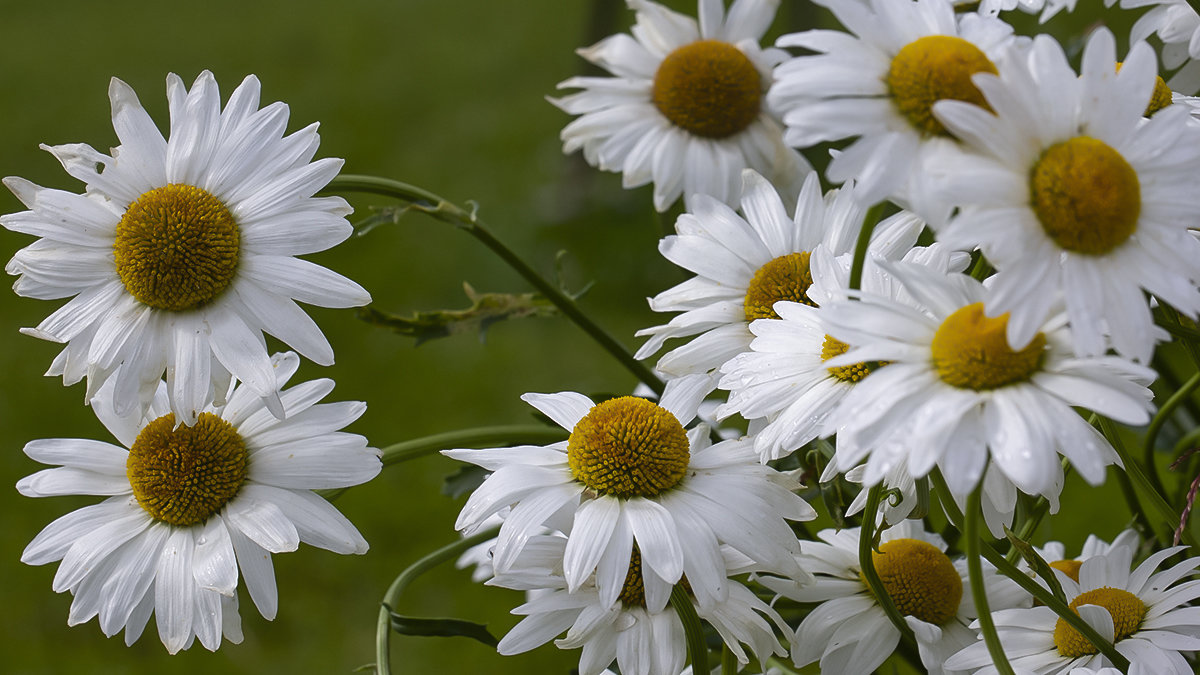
(1115, 62, 1173, 117)
(618, 546, 691, 607)
(127, 412, 248, 527)
(1053, 587, 1147, 657)
(931, 303, 1046, 390)
(652, 39, 762, 139)
(1050, 559, 1083, 583)
(114, 184, 241, 311)
(821, 335, 888, 383)
(886, 35, 997, 137)
(743, 251, 815, 321)
(1029, 137, 1140, 256)
(861, 538, 962, 626)
(568, 397, 690, 499)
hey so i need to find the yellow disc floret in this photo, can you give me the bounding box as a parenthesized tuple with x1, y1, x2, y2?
(127, 412, 249, 526)
(618, 546, 691, 607)
(1115, 62, 1173, 117)
(115, 184, 240, 311)
(862, 538, 962, 625)
(1050, 559, 1083, 583)
(822, 335, 888, 383)
(931, 303, 1046, 390)
(744, 251, 815, 321)
(1053, 587, 1147, 657)
(886, 35, 998, 137)
(1030, 137, 1140, 255)
(568, 397, 690, 499)
(653, 39, 762, 139)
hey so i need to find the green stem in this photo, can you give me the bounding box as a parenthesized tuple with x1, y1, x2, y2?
(721, 643, 738, 675)
(965, 487, 1015, 675)
(1100, 416, 1200, 550)
(848, 203, 885, 293)
(1143, 371, 1200, 497)
(671, 583, 709, 675)
(375, 527, 500, 675)
(858, 485, 916, 642)
(931, 472, 1131, 671)
(325, 174, 665, 395)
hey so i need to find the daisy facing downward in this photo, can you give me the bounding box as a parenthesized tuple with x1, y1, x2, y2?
(551, 0, 810, 211)
(16, 352, 380, 653)
(3, 71, 371, 424)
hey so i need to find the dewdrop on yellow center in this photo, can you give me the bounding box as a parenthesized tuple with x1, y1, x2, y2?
(743, 251, 815, 321)
(931, 303, 1045, 390)
(568, 397, 690, 499)
(860, 538, 962, 625)
(653, 39, 762, 139)
(1053, 587, 1147, 657)
(886, 35, 997, 137)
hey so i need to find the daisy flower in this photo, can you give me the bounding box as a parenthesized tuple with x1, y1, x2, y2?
(957, 0, 1082, 23)
(768, 0, 1015, 213)
(946, 539, 1200, 674)
(1034, 530, 1142, 587)
(16, 352, 380, 653)
(930, 29, 1200, 363)
(763, 519, 1027, 675)
(635, 168, 922, 396)
(492, 533, 790, 675)
(550, 0, 811, 212)
(1124, 0, 1200, 93)
(716, 241, 954, 461)
(443, 385, 815, 614)
(818, 260, 1155, 498)
(3, 71, 371, 424)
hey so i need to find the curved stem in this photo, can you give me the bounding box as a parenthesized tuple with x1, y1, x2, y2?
(848, 203, 885, 293)
(1143, 371, 1200, 498)
(1100, 416, 1199, 550)
(671, 583, 709, 675)
(930, 472, 1131, 671)
(326, 174, 665, 395)
(378, 425, 567, 468)
(375, 527, 500, 675)
(965, 487, 1015, 675)
(858, 485, 916, 642)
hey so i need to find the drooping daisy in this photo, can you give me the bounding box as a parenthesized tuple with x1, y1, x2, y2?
(818, 260, 1156, 498)
(443, 385, 815, 614)
(550, 0, 811, 212)
(492, 533, 791, 675)
(635, 168, 922, 396)
(763, 519, 1027, 675)
(768, 0, 1015, 215)
(3, 71, 370, 424)
(946, 539, 1200, 674)
(716, 241, 957, 461)
(930, 29, 1200, 363)
(1124, 0, 1200, 93)
(17, 352, 380, 653)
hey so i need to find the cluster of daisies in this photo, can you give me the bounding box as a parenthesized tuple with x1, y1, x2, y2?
(443, 0, 1200, 673)
(5, 72, 379, 652)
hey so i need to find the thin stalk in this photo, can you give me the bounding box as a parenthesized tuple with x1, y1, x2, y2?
(721, 644, 738, 675)
(671, 583, 709, 675)
(931, 472, 1131, 670)
(325, 174, 665, 395)
(858, 485, 916, 642)
(375, 527, 499, 675)
(848, 203, 886, 293)
(1143, 371, 1200, 497)
(1100, 417, 1200, 549)
(965, 487, 1015, 675)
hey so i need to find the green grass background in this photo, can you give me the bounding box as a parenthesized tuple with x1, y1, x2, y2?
(0, 1, 1168, 674)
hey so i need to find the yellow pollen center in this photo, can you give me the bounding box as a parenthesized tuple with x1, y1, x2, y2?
(1050, 559, 1083, 583)
(1053, 587, 1147, 657)
(568, 397, 690, 499)
(1029, 137, 1140, 255)
(618, 546, 692, 607)
(931, 303, 1046, 390)
(126, 412, 248, 526)
(652, 39, 762, 139)
(861, 538, 962, 625)
(886, 35, 998, 137)
(743, 251, 814, 321)
(114, 184, 240, 311)
(1116, 62, 1173, 117)
(821, 335, 888, 383)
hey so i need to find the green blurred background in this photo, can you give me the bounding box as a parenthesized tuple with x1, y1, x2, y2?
(0, 1, 1162, 674)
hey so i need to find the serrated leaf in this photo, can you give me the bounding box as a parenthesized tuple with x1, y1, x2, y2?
(386, 608, 498, 647)
(1005, 525, 1068, 605)
(443, 465, 489, 499)
(359, 282, 558, 345)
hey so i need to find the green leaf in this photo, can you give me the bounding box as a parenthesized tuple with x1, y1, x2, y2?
(1004, 526, 1068, 606)
(442, 465, 488, 499)
(385, 607, 498, 647)
(358, 282, 558, 345)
